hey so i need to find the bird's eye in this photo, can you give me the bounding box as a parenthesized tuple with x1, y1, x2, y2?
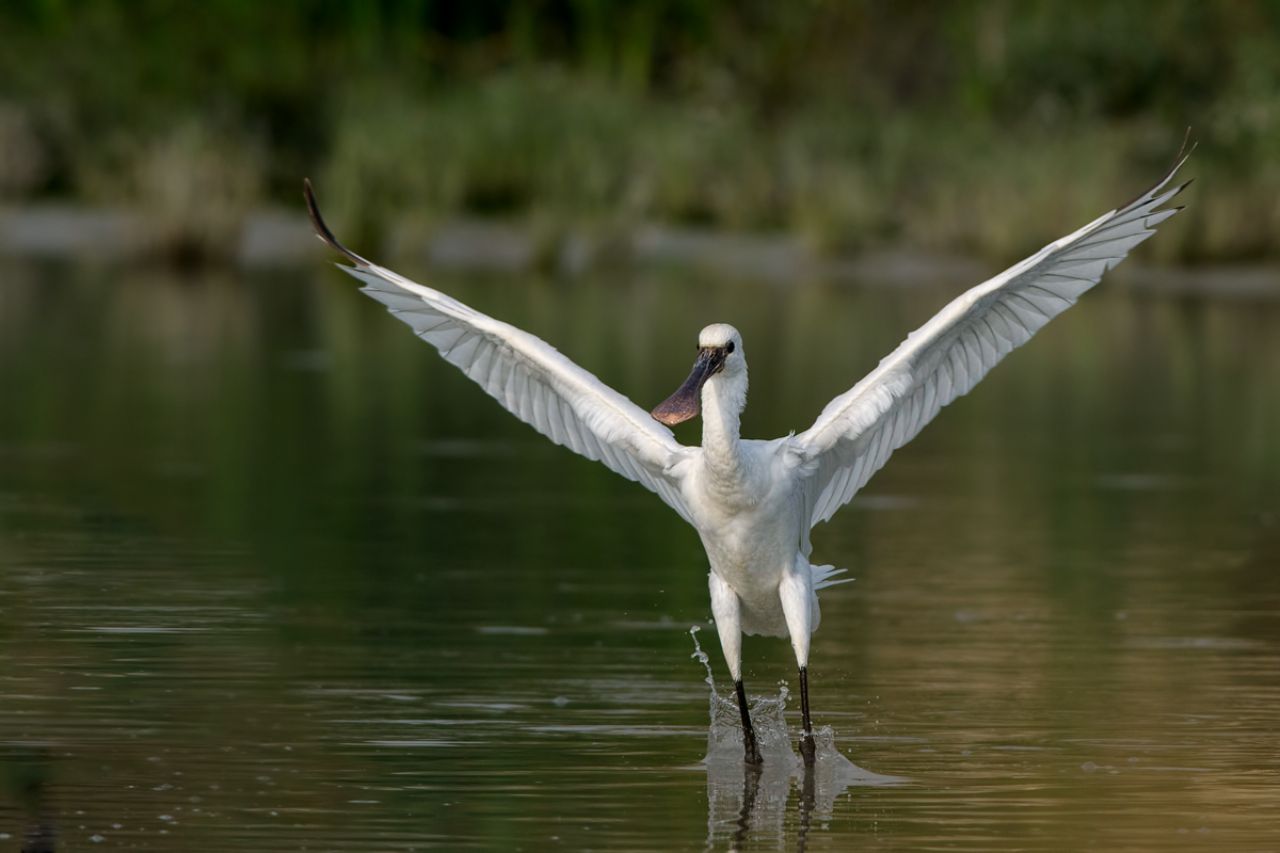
(726, 341, 735, 353)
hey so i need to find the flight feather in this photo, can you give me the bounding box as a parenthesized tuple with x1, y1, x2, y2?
(793, 153, 1192, 527)
(303, 181, 693, 522)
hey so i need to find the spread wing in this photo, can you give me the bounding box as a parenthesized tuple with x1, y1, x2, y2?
(304, 181, 693, 522)
(793, 152, 1192, 527)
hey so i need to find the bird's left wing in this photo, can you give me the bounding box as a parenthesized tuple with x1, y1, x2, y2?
(304, 181, 693, 522)
(793, 153, 1192, 528)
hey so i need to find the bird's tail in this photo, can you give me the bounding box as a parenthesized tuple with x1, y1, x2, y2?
(810, 563, 853, 591)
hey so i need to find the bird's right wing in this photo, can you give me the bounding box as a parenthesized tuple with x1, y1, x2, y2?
(793, 152, 1192, 527)
(304, 182, 694, 522)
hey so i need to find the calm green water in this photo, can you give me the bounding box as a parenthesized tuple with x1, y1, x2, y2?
(1, 258, 1278, 850)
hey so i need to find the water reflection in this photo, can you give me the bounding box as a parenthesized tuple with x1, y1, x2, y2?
(1, 259, 1279, 848)
(694, 628, 906, 849)
(704, 731, 908, 852)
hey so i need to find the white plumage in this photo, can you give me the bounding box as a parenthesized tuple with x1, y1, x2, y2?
(304, 149, 1190, 763)
(795, 162, 1190, 528)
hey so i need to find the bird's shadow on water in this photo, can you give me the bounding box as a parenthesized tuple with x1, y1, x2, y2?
(690, 628, 906, 850)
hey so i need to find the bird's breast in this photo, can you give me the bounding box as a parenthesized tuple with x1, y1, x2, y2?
(685, 453, 803, 594)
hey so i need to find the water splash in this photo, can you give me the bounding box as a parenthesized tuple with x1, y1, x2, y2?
(690, 625, 790, 759)
(690, 626, 907, 848)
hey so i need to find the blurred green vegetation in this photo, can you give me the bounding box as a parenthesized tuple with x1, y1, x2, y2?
(1, 0, 1278, 261)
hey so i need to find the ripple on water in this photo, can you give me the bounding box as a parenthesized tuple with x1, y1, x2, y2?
(5, 263, 1280, 850)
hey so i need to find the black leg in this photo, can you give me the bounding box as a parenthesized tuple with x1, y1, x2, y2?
(798, 666, 815, 765)
(734, 679, 763, 765)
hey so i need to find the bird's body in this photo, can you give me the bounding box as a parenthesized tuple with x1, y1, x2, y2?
(686, 436, 812, 639)
(304, 147, 1191, 765)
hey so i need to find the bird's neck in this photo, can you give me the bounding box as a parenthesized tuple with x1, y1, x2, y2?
(701, 372, 748, 483)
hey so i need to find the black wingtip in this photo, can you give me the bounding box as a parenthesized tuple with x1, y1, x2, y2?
(1166, 178, 1195, 204)
(1167, 129, 1198, 183)
(1116, 136, 1196, 214)
(302, 178, 368, 266)
(1175, 126, 1197, 163)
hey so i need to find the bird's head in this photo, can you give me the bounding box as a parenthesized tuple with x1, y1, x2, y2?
(650, 324, 745, 426)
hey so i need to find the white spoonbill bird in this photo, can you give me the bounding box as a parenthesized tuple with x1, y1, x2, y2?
(304, 151, 1190, 765)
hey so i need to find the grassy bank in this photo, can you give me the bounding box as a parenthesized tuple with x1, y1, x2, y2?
(319, 74, 1264, 264)
(0, 2, 1277, 263)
